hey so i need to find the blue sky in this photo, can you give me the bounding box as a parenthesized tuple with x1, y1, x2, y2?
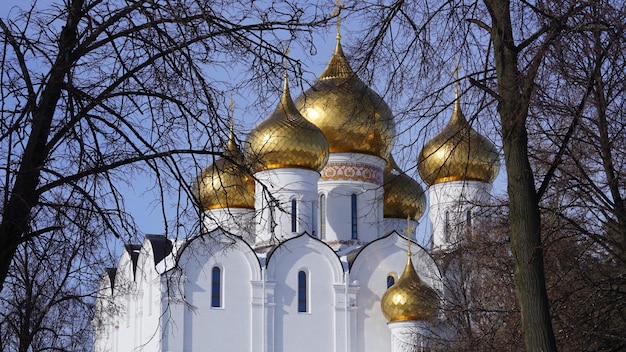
(0, 0, 507, 247)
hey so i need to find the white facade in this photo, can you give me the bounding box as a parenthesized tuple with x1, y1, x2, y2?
(93, 228, 442, 352)
(92, 136, 496, 352)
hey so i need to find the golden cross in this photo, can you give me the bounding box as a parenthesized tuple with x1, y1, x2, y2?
(452, 57, 462, 99)
(282, 43, 291, 73)
(228, 94, 235, 130)
(333, 0, 345, 38)
(403, 216, 416, 257)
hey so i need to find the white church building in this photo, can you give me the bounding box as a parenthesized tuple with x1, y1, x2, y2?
(92, 29, 500, 352)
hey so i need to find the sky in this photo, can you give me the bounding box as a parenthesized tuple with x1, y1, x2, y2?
(0, 0, 508, 248)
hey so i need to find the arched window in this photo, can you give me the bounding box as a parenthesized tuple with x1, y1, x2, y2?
(351, 194, 358, 240)
(291, 199, 297, 232)
(211, 266, 221, 308)
(387, 275, 395, 288)
(319, 194, 326, 239)
(298, 271, 307, 313)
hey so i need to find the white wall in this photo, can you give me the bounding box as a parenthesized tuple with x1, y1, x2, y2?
(266, 234, 344, 352)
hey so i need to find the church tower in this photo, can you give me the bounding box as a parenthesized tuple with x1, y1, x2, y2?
(295, 29, 395, 248)
(246, 73, 329, 244)
(192, 110, 256, 243)
(381, 233, 440, 351)
(418, 78, 500, 251)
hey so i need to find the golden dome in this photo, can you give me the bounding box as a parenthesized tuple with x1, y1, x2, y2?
(294, 36, 395, 159)
(192, 129, 255, 210)
(381, 255, 439, 322)
(418, 94, 500, 186)
(246, 75, 329, 173)
(383, 156, 426, 220)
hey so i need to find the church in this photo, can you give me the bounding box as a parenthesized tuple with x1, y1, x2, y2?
(92, 27, 500, 352)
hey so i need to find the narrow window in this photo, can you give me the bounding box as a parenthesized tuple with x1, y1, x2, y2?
(466, 210, 472, 227)
(211, 267, 221, 308)
(319, 195, 326, 239)
(311, 204, 317, 238)
(298, 271, 307, 312)
(387, 275, 395, 288)
(291, 199, 297, 232)
(351, 194, 358, 240)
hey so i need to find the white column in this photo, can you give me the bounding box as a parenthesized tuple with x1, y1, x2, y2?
(264, 280, 277, 352)
(251, 280, 265, 352)
(387, 320, 430, 352)
(346, 282, 360, 352)
(333, 282, 348, 352)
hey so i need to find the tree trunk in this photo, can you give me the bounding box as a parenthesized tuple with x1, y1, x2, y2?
(0, 0, 84, 292)
(483, 0, 558, 350)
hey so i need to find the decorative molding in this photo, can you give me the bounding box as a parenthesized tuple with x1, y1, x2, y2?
(321, 162, 383, 184)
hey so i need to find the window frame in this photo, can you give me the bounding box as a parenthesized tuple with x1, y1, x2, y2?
(211, 266, 222, 308)
(297, 270, 308, 313)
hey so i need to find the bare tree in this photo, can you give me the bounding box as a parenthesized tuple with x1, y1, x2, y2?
(0, 0, 333, 290)
(345, 0, 625, 351)
(0, 0, 334, 349)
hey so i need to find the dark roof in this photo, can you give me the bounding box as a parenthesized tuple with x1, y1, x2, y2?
(145, 234, 173, 265)
(124, 244, 142, 281)
(105, 267, 117, 293)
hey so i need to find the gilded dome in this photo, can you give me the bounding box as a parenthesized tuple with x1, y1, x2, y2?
(383, 156, 426, 220)
(381, 255, 439, 322)
(246, 76, 329, 173)
(418, 95, 500, 186)
(294, 36, 395, 159)
(192, 130, 255, 210)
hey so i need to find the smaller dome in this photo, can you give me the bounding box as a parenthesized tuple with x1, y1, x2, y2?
(383, 156, 426, 220)
(418, 94, 500, 186)
(381, 255, 439, 322)
(192, 130, 255, 210)
(246, 75, 329, 173)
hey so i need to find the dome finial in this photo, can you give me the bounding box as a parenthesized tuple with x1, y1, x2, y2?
(403, 216, 416, 256)
(333, 0, 345, 41)
(280, 45, 294, 112)
(280, 70, 292, 111)
(452, 57, 462, 118)
(452, 57, 461, 98)
(228, 93, 235, 135)
(224, 94, 239, 158)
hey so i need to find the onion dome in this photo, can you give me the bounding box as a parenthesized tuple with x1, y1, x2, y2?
(418, 92, 500, 186)
(381, 253, 439, 322)
(383, 156, 426, 220)
(246, 75, 329, 173)
(192, 127, 255, 210)
(294, 35, 395, 159)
